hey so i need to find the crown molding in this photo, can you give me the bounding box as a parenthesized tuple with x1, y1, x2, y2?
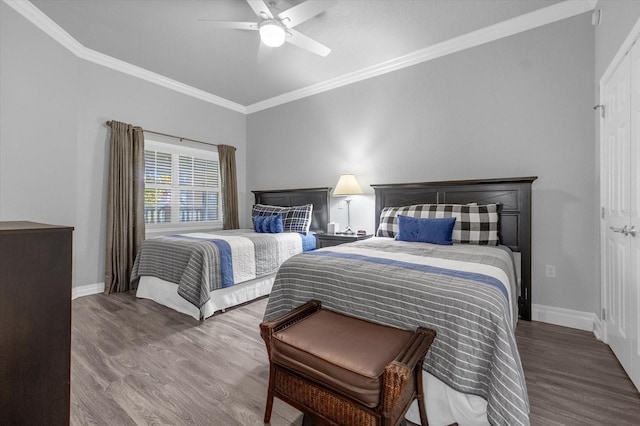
(5, 0, 595, 116)
(79, 47, 246, 113)
(245, 0, 596, 113)
(2, 0, 247, 114)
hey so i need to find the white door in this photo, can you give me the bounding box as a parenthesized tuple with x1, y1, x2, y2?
(601, 41, 640, 391)
(629, 40, 640, 389)
(602, 51, 631, 373)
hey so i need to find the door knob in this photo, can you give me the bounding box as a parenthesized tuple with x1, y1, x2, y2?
(624, 225, 637, 237)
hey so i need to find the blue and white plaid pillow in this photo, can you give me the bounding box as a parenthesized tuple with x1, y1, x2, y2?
(252, 204, 313, 234)
(377, 203, 499, 245)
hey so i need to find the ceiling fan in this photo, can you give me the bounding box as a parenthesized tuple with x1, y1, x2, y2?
(201, 0, 336, 58)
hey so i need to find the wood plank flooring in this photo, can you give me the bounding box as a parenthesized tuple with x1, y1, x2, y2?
(516, 320, 640, 425)
(70, 292, 640, 425)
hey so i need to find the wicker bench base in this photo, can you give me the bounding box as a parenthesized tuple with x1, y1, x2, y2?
(274, 365, 378, 425)
(260, 300, 436, 426)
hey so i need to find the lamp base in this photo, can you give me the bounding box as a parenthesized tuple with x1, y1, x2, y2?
(339, 227, 355, 235)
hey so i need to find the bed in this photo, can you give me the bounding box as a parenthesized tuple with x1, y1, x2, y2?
(133, 187, 331, 320)
(263, 177, 536, 426)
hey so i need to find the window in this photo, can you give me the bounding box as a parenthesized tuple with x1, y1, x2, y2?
(144, 140, 221, 229)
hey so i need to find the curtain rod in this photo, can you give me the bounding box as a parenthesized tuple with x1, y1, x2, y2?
(105, 121, 217, 147)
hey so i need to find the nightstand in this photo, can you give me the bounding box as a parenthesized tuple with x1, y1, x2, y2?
(315, 233, 373, 249)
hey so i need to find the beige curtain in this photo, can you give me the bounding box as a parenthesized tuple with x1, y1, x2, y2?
(105, 121, 145, 293)
(218, 144, 239, 229)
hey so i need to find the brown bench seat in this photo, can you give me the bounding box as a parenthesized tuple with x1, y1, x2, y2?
(260, 300, 436, 426)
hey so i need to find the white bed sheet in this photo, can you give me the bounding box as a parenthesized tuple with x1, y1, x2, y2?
(407, 373, 489, 426)
(136, 274, 275, 321)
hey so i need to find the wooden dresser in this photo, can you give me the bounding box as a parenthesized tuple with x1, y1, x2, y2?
(0, 222, 73, 425)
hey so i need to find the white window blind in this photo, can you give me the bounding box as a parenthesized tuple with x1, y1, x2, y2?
(144, 140, 221, 229)
(145, 150, 173, 224)
(178, 155, 219, 222)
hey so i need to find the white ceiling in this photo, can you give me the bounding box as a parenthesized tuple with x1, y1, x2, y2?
(26, 0, 585, 109)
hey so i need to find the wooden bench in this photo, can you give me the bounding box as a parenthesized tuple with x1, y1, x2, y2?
(259, 300, 436, 426)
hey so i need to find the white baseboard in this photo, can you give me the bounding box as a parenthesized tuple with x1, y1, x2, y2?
(72, 282, 105, 300)
(532, 303, 599, 335)
(592, 316, 604, 341)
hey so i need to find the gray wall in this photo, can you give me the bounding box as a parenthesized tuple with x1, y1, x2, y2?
(247, 14, 597, 314)
(0, 2, 247, 289)
(1, 2, 78, 228)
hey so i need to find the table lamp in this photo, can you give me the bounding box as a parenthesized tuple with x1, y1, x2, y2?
(333, 173, 363, 235)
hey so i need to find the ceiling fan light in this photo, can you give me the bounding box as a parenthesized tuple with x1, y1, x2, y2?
(259, 21, 286, 47)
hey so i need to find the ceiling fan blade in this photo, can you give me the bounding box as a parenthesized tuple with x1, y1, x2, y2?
(286, 28, 331, 57)
(257, 42, 273, 63)
(197, 20, 258, 30)
(247, 0, 273, 19)
(278, 0, 337, 28)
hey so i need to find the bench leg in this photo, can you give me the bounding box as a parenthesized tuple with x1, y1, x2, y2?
(416, 370, 428, 426)
(263, 387, 275, 423)
(417, 397, 428, 426)
(264, 364, 276, 423)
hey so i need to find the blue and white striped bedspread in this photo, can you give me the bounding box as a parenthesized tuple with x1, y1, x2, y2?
(264, 237, 528, 426)
(131, 230, 306, 314)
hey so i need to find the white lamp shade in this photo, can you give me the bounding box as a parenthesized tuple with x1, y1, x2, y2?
(333, 174, 364, 196)
(259, 21, 286, 47)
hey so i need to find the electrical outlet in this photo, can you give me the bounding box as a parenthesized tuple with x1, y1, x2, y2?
(545, 265, 556, 278)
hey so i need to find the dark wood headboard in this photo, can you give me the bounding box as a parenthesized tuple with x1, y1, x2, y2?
(371, 177, 537, 320)
(252, 187, 331, 234)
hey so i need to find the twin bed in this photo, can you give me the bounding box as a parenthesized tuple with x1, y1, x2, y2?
(130, 177, 536, 426)
(132, 187, 332, 320)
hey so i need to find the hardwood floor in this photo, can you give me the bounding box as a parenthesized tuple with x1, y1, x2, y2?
(71, 292, 640, 425)
(516, 320, 640, 425)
